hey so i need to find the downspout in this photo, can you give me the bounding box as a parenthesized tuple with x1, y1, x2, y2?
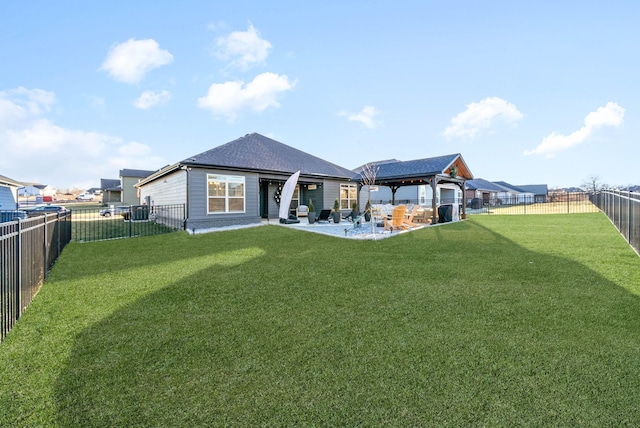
(180, 165, 190, 230)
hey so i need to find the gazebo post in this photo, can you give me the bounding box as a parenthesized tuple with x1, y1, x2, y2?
(461, 180, 467, 219)
(431, 177, 438, 224)
(390, 185, 400, 205)
(455, 180, 467, 219)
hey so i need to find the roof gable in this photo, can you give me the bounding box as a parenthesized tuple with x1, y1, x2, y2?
(362, 154, 473, 181)
(182, 133, 356, 179)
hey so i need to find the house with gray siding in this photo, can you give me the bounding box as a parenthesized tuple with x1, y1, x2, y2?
(100, 178, 122, 205)
(136, 133, 358, 233)
(466, 179, 548, 206)
(120, 169, 155, 206)
(0, 174, 22, 211)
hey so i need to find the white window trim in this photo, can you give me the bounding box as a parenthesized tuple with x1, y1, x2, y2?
(340, 183, 358, 210)
(207, 174, 246, 214)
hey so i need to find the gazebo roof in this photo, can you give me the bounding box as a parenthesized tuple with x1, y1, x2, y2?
(355, 153, 473, 187)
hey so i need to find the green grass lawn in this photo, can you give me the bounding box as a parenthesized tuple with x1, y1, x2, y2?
(1, 213, 640, 426)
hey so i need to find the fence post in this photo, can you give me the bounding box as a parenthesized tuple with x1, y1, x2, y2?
(619, 189, 623, 229)
(57, 212, 61, 258)
(15, 219, 22, 321)
(628, 191, 632, 244)
(43, 215, 48, 285)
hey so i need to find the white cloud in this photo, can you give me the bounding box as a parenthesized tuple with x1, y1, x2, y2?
(338, 105, 381, 129)
(443, 97, 523, 139)
(215, 22, 272, 69)
(100, 38, 174, 84)
(197, 72, 295, 121)
(133, 90, 172, 109)
(0, 87, 163, 189)
(0, 87, 55, 127)
(524, 102, 625, 158)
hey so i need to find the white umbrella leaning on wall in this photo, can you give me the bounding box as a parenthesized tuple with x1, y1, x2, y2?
(279, 170, 301, 223)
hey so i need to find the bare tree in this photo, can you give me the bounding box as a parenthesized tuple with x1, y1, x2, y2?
(581, 175, 607, 193)
(358, 162, 379, 232)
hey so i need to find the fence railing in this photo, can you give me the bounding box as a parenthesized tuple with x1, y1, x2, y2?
(590, 190, 640, 255)
(1, 203, 184, 342)
(467, 192, 599, 215)
(71, 204, 185, 243)
(1, 212, 72, 342)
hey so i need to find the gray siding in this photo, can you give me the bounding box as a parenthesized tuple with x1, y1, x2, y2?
(322, 180, 341, 211)
(395, 186, 420, 202)
(0, 186, 16, 210)
(140, 170, 187, 206)
(102, 191, 122, 205)
(121, 177, 142, 205)
(321, 179, 353, 214)
(186, 169, 261, 231)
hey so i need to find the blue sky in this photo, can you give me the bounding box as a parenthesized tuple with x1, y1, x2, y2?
(1, 1, 638, 190)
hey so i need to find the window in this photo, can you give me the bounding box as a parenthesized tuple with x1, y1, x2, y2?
(340, 184, 357, 210)
(207, 175, 245, 214)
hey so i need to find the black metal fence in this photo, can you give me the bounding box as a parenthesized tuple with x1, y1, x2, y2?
(590, 190, 640, 255)
(467, 192, 599, 215)
(369, 192, 599, 216)
(71, 204, 185, 243)
(1, 204, 184, 342)
(1, 212, 72, 342)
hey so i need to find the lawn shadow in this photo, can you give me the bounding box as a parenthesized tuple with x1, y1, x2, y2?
(52, 219, 640, 426)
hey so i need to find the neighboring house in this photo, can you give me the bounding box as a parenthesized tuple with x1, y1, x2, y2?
(136, 133, 358, 232)
(355, 154, 474, 223)
(513, 184, 548, 203)
(100, 178, 122, 205)
(465, 178, 506, 207)
(18, 183, 57, 198)
(466, 180, 548, 206)
(0, 174, 22, 210)
(492, 182, 535, 204)
(120, 169, 155, 206)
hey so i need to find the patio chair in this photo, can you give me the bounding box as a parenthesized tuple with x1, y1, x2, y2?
(384, 205, 408, 231)
(297, 205, 308, 217)
(403, 205, 421, 228)
(316, 209, 331, 223)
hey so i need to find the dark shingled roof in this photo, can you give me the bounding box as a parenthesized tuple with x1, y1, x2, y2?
(373, 154, 460, 181)
(100, 178, 121, 191)
(515, 184, 549, 195)
(466, 178, 508, 192)
(494, 181, 549, 195)
(120, 169, 156, 178)
(182, 133, 356, 179)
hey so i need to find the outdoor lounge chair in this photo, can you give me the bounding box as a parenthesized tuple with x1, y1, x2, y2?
(384, 205, 408, 231)
(297, 205, 308, 217)
(403, 205, 421, 228)
(316, 209, 331, 223)
(412, 207, 433, 224)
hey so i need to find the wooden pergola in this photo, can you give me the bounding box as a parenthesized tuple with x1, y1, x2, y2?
(355, 154, 474, 225)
